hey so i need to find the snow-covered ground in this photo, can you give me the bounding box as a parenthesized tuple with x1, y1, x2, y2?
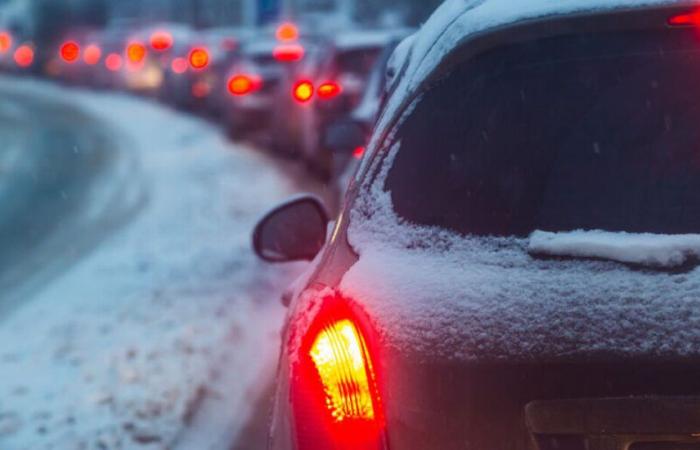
(0, 78, 304, 450)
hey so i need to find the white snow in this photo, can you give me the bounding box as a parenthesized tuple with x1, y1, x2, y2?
(529, 230, 700, 268)
(338, 142, 700, 365)
(0, 78, 303, 450)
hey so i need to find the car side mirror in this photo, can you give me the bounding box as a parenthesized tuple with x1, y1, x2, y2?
(252, 195, 329, 263)
(323, 118, 367, 154)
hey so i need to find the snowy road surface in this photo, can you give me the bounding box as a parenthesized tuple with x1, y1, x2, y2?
(0, 77, 306, 450)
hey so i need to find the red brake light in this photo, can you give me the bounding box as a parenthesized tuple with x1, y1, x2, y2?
(60, 41, 80, 63)
(293, 80, 314, 103)
(150, 31, 173, 51)
(126, 41, 147, 63)
(171, 57, 188, 74)
(0, 31, 12, 53)
(317, 81, 342, 100)
(83, 44, 101, 65)
(228, 74, 262, 96)
(273, 43, 305, 62)
(276, 22, 299, 42)
(669, 10, 700, 26)
(293, 296, 385, 450)
(14, 45, 34, 68)
(105, 53, 123, 71)
(189, 47, 209, 69)
(353, 146, 366, 159)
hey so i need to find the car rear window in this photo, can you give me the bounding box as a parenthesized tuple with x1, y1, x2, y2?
(336, 47, 381, 77)
(385, 28, 700, 237)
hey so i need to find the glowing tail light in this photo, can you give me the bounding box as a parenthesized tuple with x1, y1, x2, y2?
(276, 22, 299, 42)
(60, 41, 80, 63)
(13, 45, 34, 68)
(105, 53, 123, 71)
(668, 10, 700, 26)
(310, 319, 376, 422)
(126, 42, 147, 64)
(317, 81, 342, 100)
(293, 297, 385, 450)
(228, 74, 262, 96)
(150, 31, 173, 51)
(83, 44, 101, 65)
(273, 43, 305, 62)
(0, 31, 13, 53)
(189, 47, 209, 69)
(171, 57, 188, 74)
(353, 146, 366, 159)
(293, 80, 314, 103)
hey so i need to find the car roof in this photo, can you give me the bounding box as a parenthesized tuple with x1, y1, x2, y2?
(332, 29, 412, 51)
(372, 0, 696, 148)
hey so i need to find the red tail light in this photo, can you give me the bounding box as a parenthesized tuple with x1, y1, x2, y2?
(105, 53, 123, 71)
(126, 41, 147, 64)
(273, 43, 305, 62)
(668, 10, 700, 26)
(60, 41, 80, 63)
(293, 80, 314, 103)
(228, 74, 262, 96)
(293, 296, 385, 450)
(189, 47, 209, 69)
(150, 31, 173, 51)
(14, 45, 34, 68)
(317, 81, 342, 100)
(0, 31, 12, 53)
(353, 146, 366, 159)
(83, 44, 101, 65)
(276, 22, 299, 42)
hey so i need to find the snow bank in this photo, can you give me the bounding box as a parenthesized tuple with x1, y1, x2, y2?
(529, 230, 700, 268)
(0, 78, 302, 450)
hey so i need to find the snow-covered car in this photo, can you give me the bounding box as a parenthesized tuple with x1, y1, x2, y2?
(253, 1, 700, 449)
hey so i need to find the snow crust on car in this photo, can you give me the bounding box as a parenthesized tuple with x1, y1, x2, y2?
(529, 230, 700, 269)
(339, 144, 700, 364)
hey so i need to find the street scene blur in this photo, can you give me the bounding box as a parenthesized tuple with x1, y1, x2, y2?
(0, 0, 433, 449)
(6, 1, 700, 450)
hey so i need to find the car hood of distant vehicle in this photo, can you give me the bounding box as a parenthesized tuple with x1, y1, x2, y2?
(337, 147, 700, 365)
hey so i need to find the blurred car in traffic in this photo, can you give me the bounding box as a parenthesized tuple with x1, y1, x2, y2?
(271, 29, 410, 180)
(254, 2, 700, 450)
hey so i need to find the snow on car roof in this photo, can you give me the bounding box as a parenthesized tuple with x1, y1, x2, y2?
(333, 29, 411, 51)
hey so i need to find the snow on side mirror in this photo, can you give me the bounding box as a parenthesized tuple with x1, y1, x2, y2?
(252, 195, 329, 263)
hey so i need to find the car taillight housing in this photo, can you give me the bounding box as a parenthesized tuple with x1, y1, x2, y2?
(60, 41, 80, 63)
(317, 81, 342, 100)
(228, 74, 262, 96)
(292, 296, 386, 450)
(293, 80, 314, 103)
(668, 9, 700, 26)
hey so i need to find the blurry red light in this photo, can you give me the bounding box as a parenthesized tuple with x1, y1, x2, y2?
(0, 31, 12, 53)
(668, 10, 700, 26)
(192, 81, 210, 98)
(273, 44, 305, 62)
(227, 74, 262, 96)
(126, 42, 147, 63)
(105, 53, 123, 71)
(353, 146, 366, 159)
(276, 22, 299, 42)
(317, 81, 342, 100)
(83, 44, 102, 65)
(221, 38, 237, 51)
(171, 57, 188, 74)
(293, 80, 314, 103)
(188, 47, 209, 69)
(60, 41, 80, 63)
(14, 45, 34, 68)
(150, 31, 173, 51)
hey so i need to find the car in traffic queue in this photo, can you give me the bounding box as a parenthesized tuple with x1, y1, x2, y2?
(253, 1, 700, 449)
(271, 29, 409, 180)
